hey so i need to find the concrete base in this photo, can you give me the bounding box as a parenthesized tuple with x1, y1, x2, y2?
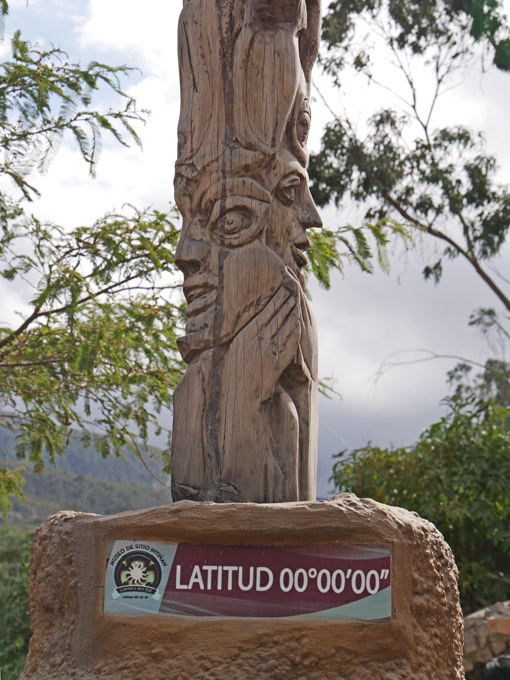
(21, 495, 464, 679)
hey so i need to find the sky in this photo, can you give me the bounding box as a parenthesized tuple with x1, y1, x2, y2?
(3, 0, 510, 497)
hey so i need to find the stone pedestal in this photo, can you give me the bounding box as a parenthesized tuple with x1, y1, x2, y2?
(21, 495, 464, 679)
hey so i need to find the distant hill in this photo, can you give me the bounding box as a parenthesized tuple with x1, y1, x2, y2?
(2, 464, 172, 531)
(0, 426, 170, 488)
(1, 427, 172, 531)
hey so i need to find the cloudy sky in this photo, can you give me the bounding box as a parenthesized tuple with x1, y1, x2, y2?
(3, 0, 510, 497)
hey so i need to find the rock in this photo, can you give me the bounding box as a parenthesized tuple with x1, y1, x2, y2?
(464, 601, 510, 672)
(21, 497, 464, 680)
(490, 637, 507, 656)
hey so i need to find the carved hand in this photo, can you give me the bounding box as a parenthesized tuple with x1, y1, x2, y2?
(222, 275, 301, 406)
(217, 276, 302, 500)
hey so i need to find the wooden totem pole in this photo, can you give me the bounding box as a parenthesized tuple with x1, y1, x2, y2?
(171, 0, 323, 503)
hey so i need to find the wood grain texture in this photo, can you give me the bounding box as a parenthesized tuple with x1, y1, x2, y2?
(172, 0, 322, 503)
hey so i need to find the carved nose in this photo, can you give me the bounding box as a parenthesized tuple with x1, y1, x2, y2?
(175, 236, 210, 277)
(302, 188, 322, 230)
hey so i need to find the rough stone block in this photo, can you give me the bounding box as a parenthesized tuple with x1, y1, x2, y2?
(487, 617, 510, 636)
(21, 494, 464, 679)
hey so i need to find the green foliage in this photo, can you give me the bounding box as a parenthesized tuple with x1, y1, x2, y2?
(446, 308, 510, 408)
(0, 3, 186, 511)
(331, 396, 510, 613)
(313, 0, 510, 316)
(307, 219, 412, 288)
(448, 360, 510, 410)
(0, 29, 144, 188)
(0, 465, 24, 516)
(0, 205, 185, 474)
(0, 526, 32, 680)
(321, 0, 510, 75)
(311, 111, 510, 308)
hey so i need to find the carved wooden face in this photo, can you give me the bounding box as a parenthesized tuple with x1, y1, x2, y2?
(266, 154, 322, 287)
(175, 157, 321, 362)
(175, 178, 287, 362)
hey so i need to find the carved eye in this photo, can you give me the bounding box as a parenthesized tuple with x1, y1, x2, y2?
(216, 208, 252, 235)
(208, 196, 268, 247)
(276, 175, 301, 206)
(282, 185, 298, 203)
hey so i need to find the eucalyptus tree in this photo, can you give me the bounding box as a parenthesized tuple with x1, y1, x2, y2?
(311, 0, 510, 360)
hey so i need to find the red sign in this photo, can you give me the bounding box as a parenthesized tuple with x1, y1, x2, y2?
(159, 544, 391, 620)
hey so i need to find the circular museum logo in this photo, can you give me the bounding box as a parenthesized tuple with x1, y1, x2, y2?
(113, 550, 163, 598)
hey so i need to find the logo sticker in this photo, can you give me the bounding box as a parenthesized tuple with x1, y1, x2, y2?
(104, 541, 177, 614)
(113, 550, 163, 599)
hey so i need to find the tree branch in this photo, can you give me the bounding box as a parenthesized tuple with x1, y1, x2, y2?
(374, 348, 486, 383)
(383, 191, 510, 314)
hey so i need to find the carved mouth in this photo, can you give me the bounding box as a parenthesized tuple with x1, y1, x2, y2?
(291, 240, 310, 269)
(183, 273, 218, 317)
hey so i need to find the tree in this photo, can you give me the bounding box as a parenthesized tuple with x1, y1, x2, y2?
(0, 5, 186, 513)
(310, 0, 510, 334)
(331, 395, 510, 614)
(310, 0, 510, 417)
